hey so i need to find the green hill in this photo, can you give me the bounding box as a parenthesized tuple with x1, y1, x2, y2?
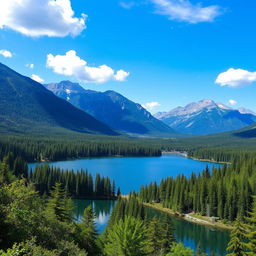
(0, 63, 118, 136)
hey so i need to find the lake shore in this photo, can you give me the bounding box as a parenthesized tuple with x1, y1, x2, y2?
(143, 202, 233, 230)
(162, 151, 230, 164)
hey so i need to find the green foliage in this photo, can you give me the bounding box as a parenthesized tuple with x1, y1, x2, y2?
(77, 206, 100, 255)
(140, 155, 256, 221)
(245, 196, 256, 255)
(46, 182, 74, 222)
(103, 216, 149, 256)
(166, 243, 194, 256)
(0, 135, 161, 163)
(226, 218, 249, 256)
(31, 165, 116, 199)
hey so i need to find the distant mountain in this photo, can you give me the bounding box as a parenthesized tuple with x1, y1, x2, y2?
(154, 99, 256, 135)
(44, 81, 176, 136)
(0, 63, 118, 135)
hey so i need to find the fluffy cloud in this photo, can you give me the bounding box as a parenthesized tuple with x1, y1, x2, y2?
(0, 49, 13, 58)
(31, 74, 44, 83)
(228, 99, 237, 106)
(26, 63, 34, 69)
(142, 102, 160, 110)
(46, 50, 129, 83)
(151, 0, 221, 23)
(0, 0, 86, 37)
(215, 68, 256, 87)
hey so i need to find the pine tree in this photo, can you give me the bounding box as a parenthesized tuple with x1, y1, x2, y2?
(46, 182, 73, 222)
(245, 196, 256, 255)
(78, 205, 99, 255)
(160, 214, 176, 253)
(147, 217, 163, 255)
(226, 218, 248, 256)
(104, 216, 148, 256)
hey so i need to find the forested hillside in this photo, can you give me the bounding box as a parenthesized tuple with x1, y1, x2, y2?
(0, 63, 117, 136)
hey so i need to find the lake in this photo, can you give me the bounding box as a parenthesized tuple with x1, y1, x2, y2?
(29, 154, 228, 255)
(73, 199, 230, 256)
(29, 153, 223, 194)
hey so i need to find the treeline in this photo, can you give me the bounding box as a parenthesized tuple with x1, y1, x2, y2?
(187, 148, 256, 163)
(30, 165, 119, 199)
(139, 155, 256, 221)
(0, 135, 162, 162)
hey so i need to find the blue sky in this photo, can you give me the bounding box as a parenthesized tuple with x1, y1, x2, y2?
(1, 0, 256, 113)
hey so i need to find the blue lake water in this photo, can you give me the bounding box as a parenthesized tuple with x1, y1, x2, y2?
(29, 154, 228, 256)
(29, 153, 222, 194)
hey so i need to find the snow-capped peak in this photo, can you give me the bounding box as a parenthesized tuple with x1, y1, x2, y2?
(238, 107, 256, 116)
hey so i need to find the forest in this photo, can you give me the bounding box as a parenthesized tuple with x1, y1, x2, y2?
(0, 135, 161, 162)
(1, 148, 256, 255)
(0, 154, 207, 256)
(139, 154, 256, 221)
(30, 164, 120, 199)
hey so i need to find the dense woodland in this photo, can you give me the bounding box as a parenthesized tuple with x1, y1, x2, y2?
(139, 155, 256, 222)
(31, 165, 119, 199)
(1, 140, 256, 255)
(0, 155, 206, 256)
(0, 135, 161, 162)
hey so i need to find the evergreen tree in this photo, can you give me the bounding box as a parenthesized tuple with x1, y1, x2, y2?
(78, 206, 99, 256)
(245, 196, 256, 255)
(226, 218, 248, 256)
(46, 182, 73, 222)
(104, 216, 148, 256)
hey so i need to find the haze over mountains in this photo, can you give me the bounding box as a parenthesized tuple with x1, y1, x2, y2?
(155, 99, 256, 135)
(44, 81, 176, 136)
(0, 63, 117, 135)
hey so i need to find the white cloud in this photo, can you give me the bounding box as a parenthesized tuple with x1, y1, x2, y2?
(31, 74, 44, 83)
(119, 1, 135, 9)
(228, 99, 237, 106)
(142, 101, 160, 110)
(46, 50, 130, 83)
(215, 68, 256, 87)
(0, 0, 86, 37)
(0, 49, 13, 58)
(151, 0, 221, 24)
(26, 63, 34, 69)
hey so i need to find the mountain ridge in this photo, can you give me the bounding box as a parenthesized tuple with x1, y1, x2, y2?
(0, 63, 118, 136)
(154, 99, 256, 135)
(44, 81, 177, 137)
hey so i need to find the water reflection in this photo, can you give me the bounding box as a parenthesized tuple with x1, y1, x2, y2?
(73, 199, 116, 232)
(74, 200, 229, 256)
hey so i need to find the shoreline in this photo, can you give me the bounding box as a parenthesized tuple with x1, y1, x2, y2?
(143, 202, 233, 231)
(162, 151, 230, 164)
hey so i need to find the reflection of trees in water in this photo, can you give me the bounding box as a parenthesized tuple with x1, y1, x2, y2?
(74, 201, 229, 255)
(73, 199, 116, 223)
(145, 207, 229, 256)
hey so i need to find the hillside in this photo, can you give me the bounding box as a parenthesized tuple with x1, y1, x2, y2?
(44, 81, 177, 137)
(0, 63, 118, 136)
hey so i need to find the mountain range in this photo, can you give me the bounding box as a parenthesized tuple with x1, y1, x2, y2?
(155, 99, 256, 135)
(1, 62, 256, 138)
(44, 81, 176, 136)
(0, 63, 117, 135)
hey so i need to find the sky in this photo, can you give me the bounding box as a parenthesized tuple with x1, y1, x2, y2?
(1, 0, 256, 113)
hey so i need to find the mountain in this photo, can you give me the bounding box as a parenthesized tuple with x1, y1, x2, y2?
(44, 81, 176, 136)
(154, 99, 256, 135)
(0, 63, 118, 135)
